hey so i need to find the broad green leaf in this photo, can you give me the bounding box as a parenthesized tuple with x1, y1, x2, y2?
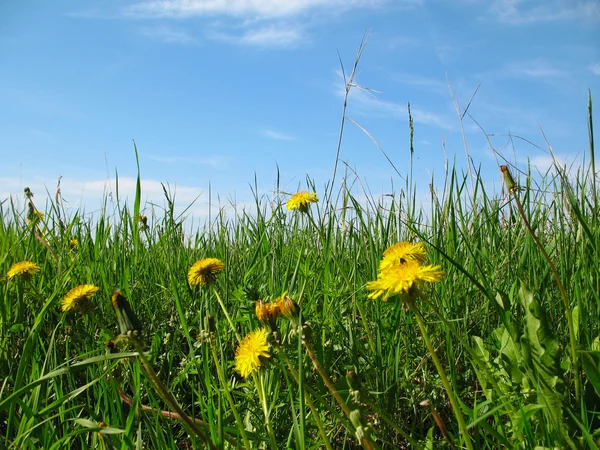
(581, 351, 600, 397)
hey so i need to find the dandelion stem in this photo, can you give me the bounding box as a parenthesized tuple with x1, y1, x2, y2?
(211, 287, 241, 343)
(255, 370, 278, 450)
(277, 347, 334, 450)
(130, 337, 216, 449)
(209, 338, 251, 449)
(409, 302, 473, 450)
(304, 340, 378, 450)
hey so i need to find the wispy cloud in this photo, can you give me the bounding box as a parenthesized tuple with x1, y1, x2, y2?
(488, 0, 600, 25)
(590, 63, 600, 75)
(500, 58, 569, 81)
(140, 25, 197, 44)
(146, 154, 229, 168)
(124, 0, 393, 19)
(392, 72, 447, 93)
(345, 84, 455, 130)
(261, 129, 296, 141)
(0, 175, 210, 218)
(210, 24, 307, 48)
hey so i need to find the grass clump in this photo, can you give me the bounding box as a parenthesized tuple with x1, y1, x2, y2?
(0, 78, 599, 449)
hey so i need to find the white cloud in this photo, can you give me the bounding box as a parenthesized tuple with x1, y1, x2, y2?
(590, 63, 600, 76)
(124, 0, 393, 19)
(140, 25, 197, 44)
(489, 0, 600, 25)
(0, 175, 211, 219)
(261, 129, 296, 141)
(210, 24, 307, 48)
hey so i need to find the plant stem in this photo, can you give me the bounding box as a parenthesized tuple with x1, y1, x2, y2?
(255, 370, 278, 450)
(509, 187, 580, 402)
(212, 287, 241, 343)
(209, 339, 251, 449)
(409, 303, 474, 450)
(277, 347, 333, 450)
(304, 340, 378, 450)
(130, 337, 216, 449)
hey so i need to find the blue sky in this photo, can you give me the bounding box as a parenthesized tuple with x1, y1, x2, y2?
(1, 0, 598, 220)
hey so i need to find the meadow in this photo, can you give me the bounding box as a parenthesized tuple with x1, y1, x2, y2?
(1, 93, 599, 449)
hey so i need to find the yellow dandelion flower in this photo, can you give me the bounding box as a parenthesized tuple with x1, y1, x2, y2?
(379, 241, 427, 269)
(286, 191, 319, 213)
(62, 284, 99, 313)
(187, 258, 225, 287)
(7, 261, 40, 282)
(69, 239, 79, 248)
(235, 328, 270, 378)
(366, 261, 444, 301)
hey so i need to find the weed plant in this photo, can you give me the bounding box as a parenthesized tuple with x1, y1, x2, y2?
(1, 62, 599, 448)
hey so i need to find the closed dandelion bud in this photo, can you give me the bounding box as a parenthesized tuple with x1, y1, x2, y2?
(278, 294, 300, 325)
(255, 300, 269, 322)
(256, 300, 281, 330)
(500, 165, 517, 193)
(138, 215, 149, 231)
(111, 291, 142, 336)
(204, 314, 217, 334)
(346, 370, 364, 403)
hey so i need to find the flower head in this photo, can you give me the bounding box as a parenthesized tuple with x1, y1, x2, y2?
(235, 328, 270, 378)
(379, 242, 427, 270)
(366, 261, 444, 302)
(62, 284, 99, 313)
(69, 239, 79, 248)
(255, 300, 281, 323)
(187, 258, 225, 287)
(286, 191, 319, 213)
(7, 261, 40, 282)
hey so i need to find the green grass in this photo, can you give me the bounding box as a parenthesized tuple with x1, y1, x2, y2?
(1, 92, 599, 449)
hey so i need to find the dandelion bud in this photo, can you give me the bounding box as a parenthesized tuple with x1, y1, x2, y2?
(500, 165, 517, 193)
(255, 299, 281, 331)
(278, 294, 300, 325)
(204, 314, 217, 334)
(111, 291, 142, 336)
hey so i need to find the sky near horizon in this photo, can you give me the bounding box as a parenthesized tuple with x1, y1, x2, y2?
(1, 0, 599, 221)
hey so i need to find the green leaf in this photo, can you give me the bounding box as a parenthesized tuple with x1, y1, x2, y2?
(580, 351, 600, 397)
(518, 283, 568, 442)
